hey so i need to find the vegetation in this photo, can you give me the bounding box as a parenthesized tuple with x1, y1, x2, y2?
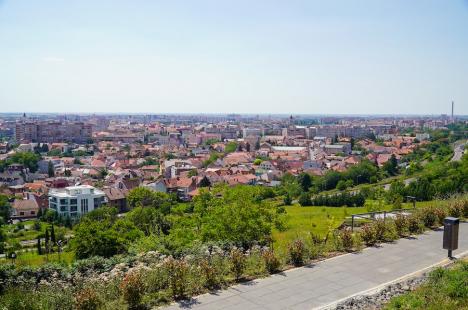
(385, 260, 468, 310)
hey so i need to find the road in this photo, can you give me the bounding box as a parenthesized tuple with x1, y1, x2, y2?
(164, 223, 468, 310)
(451, 141, 466, 162)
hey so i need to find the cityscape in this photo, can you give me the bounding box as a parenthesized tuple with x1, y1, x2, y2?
(0, 1, 467, 310)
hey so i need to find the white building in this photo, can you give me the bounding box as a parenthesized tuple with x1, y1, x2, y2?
(48, 185, 106, 218)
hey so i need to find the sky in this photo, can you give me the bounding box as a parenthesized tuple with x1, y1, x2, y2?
(0, 0, 467, 115)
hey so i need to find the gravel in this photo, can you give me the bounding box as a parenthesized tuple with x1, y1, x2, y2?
(333, 274, 429, 310)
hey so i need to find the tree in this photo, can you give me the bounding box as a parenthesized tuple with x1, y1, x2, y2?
(73, 209, 143, 259)
(50, 225, 56, 244)
(48, 161, 55, 177)
(200, 186, 282, 247)
(187, 169, 198, 177)
(37, 237, 42, 255)
(44, 228, 50, 255)
(283, 193, 292, 205)
(383, 154, 398, 176)
(297, 173, 312, 192)
(199, 176, 211, 188)
(298, 193, 312, 206)
(225, 141, 238, 153)
(0, 195, 11, 224)
(127, 187, 175, 213)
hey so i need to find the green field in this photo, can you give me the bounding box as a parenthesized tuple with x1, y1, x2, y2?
(272, 200, 432, 254)
(1, 250, 75, 267)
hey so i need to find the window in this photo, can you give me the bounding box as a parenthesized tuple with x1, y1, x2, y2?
(70, 205, 77, 212)
(81, 199, 89, 213)
(31, 211, 35, 215)
(70, 199, 77, 205)
(50, 203, 57, 210)
(60, 199, 67, 205)
(93, 197, 103, 208)
(20, 212, 24, 216)
(60, 205, 68, 212)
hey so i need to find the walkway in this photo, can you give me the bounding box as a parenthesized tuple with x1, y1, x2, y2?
(165, 222, 468, 310)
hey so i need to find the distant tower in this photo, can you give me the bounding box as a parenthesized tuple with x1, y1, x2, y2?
(451, 101, 454, 122)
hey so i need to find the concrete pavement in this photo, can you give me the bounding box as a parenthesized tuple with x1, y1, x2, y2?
(164, 222, 468, 310)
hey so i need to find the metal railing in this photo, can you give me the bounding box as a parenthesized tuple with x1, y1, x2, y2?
(350, 207, 416, 232)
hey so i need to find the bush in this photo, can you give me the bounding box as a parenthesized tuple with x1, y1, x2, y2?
(382, 221, 399, 242)
(75, 287, 102, 310)
(338, 228, 354, 252)
(120, 270, 145, 309)
(262, 249, 281, 274)
(288, 239, 305, 266)
(419, 207, 438, 228)
(360, 224, 377, 246)
(408, 215, 425, 234)
(394, 214, 409, 237)
(164, 257, 190, 299)
(298, 193, 312, 206)
(433, 207, 448, 226)
(229, 248, 246, 280)
(199, 258, 221, 289)
(447, 200, 464, 218)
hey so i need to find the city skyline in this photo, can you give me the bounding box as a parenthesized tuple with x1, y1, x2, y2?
(1, 1, 468, 115)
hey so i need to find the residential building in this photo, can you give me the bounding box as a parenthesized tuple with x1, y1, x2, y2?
(48, 185, 106, 218)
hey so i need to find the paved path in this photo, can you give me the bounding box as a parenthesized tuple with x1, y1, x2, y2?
(165, 222, 468, 310)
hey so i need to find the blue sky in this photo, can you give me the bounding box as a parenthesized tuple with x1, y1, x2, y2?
(0, 0, 467, 115)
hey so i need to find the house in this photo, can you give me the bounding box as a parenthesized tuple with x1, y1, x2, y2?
(103, 187, 128, 212)
(11, 198, 39, 219)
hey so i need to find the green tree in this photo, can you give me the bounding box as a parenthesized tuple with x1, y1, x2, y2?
(298, 193, 312, 206)
(199, 176, 211, 187)
(297, 173, 312, 192)
(48, 161, 55, 177)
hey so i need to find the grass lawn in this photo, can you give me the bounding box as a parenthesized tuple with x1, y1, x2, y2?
(272, 200, 433, 255)
(0, 250, 75, 267)
(384, 259, 468, 310)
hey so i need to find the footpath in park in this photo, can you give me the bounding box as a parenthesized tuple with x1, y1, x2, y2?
(165, 222, 468, 310)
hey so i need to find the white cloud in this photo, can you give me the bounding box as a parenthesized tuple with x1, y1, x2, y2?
(42, 57, 65, 63)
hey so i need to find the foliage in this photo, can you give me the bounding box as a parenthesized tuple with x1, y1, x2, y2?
(262, 249, 281, 273)
(288, 239, 305, 266)
(229, 248, 246, 280)
(224, 141, 238, 153)
(120, 270, 145, 309)
(75, 287, 102, 310)
(73, 208, 143, 259)
(298, 192, 312, 206)
(385, 261, 468, 310)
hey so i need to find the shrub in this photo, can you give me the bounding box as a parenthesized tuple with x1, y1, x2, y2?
(199, 258, 221, 289)
(298, 193, 312, 206)
(164, 257, 190, 299)
(229, 248, 246, 280)
(338, 228, 354, 252)
(433, 207, 448, 226)
(262, 249, 281, 274)
(288, 239, 305, 266)
(120, 270, 145, 309)
(394, 214, 409, 237)
(373, 219, 387, 242)
(408, 215, 425, 234)
(447, 200, 464, 218)
(360, 224, 377, 246)
(420, 207, 438, 228)
(382, 221, 399, 242)
(74, 287, 102, 310)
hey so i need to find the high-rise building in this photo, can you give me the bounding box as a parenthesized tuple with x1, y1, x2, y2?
(14, 121, 92, 143)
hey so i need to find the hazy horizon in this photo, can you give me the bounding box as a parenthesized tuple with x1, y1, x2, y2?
(1, 1, 468, 115)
